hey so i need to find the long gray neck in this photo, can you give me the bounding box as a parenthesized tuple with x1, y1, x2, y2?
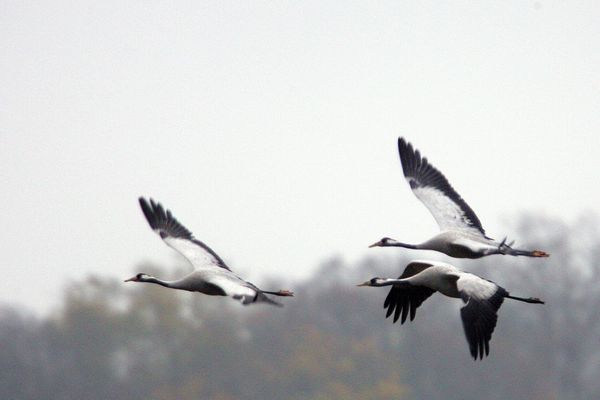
(384, 241, 420, 250)
(372, 278, 408, 287)
(140, 276, 185, 290)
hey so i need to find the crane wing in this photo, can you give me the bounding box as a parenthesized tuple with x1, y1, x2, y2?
(399, 261, 435, 278)
(397, 137, 486, 236)
(383, 282, 436, 324)
(457, 273, 506, 359)
(139, 197, 232, 272)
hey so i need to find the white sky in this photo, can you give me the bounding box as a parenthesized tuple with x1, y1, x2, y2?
(1, 1, 599, 314)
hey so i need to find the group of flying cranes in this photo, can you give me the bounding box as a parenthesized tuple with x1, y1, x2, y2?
(125, 137, 548, 360)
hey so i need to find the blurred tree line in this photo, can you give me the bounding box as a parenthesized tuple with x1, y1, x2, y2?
(1, 214, 599, 400)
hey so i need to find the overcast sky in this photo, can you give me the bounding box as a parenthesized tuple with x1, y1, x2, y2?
(2, 1, 599, 313)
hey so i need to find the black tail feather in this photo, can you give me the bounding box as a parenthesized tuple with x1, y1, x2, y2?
(506, 294, 545, 304)
(254, 292, 283, 307)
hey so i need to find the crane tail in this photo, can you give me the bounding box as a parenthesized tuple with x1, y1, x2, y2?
(233, 292, 282, 307)
(255, 292, 283, 307)
(505, 294, 545, 304)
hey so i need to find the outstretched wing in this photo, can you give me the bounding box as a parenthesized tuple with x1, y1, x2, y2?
(397, 137, 485, 236)
(383, 286, 436, 325)
(457, 274, 506, 359)
(383, 261, 436, 323)
(399, 261, 435, 279)
(139, 197, 231, 271)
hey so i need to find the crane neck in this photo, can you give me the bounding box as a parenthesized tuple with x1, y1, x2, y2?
(373, 278, 409, 287)
(386, 241, 420, 249)
(140, 276, 183, 289)
(370, 238, 421, 249)
(372, 278, 401, 287)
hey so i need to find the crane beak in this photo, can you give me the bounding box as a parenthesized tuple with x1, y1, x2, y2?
(368, 240, 382, 248)
(356, 281, 371, 287)
(124, 276, 137, 282)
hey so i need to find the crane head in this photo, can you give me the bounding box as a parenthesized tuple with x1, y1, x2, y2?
(357, 277, 386, 287)
(369, 237, 395, 248)
(124, 273, 150, 282)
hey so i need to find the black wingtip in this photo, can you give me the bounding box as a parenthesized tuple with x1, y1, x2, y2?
(137, 196, 194, 240)
(138, 196, 149, 210)
(398, 136, 407, 148)
(397, 137, 421, 180)
(396, 137, 487, 235)
(397, 137, 410, 174)
(139, 197, 166, 231)
(138, 197, 157, 230)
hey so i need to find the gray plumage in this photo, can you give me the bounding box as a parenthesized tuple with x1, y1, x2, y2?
(125, 198, 293, 306)
(369, 138, 549, 259)
(358, 260, 544, 360)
